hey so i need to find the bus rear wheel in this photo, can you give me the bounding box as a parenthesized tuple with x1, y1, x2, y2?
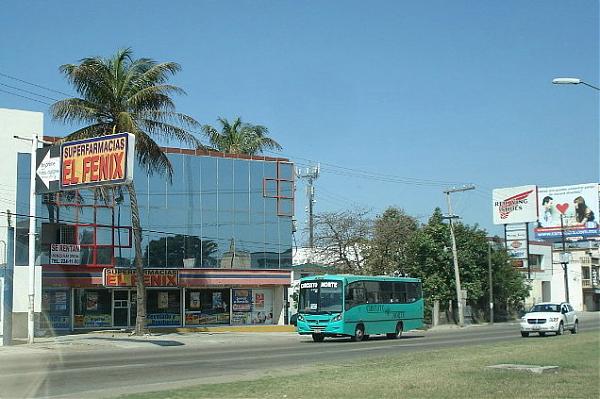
(351, 324, 365, 342)
(311, 333, 325, 342)
(387, 322, 403, 339)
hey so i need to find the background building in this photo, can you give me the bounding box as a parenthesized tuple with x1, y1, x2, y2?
(15, 142, 295, 333)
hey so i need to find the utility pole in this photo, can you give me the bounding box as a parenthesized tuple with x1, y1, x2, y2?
(560, 214, 570, 302)
(443, 185, 475, 327)
(296, 165, 320, 259)
(487, 240, 494, 325)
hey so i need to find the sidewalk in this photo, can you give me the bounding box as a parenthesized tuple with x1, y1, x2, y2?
(0, 325, 298, 355)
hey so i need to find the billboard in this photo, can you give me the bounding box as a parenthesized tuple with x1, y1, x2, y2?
(534, 183, 599, 240)
(492, 185, 538, 225)
(60, 133, 135, 190)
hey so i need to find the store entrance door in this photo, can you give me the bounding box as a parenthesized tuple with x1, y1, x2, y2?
(113, 290, 130, 327)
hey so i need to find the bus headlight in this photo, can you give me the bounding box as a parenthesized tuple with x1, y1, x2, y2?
(331, 313, 343, 322)
(297, 314, 305, 322)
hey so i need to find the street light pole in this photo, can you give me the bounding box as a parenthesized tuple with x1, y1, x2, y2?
(443, 185, 475, 327)
(552, 77, 600, 91)
(487, 240, 494, 325)
(560, 214, 570, 303)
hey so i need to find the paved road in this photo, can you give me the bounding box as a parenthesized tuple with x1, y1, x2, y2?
(1, 313, 598, 399)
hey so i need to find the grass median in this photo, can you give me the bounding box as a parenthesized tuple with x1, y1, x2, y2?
(122, 331, 599, 399)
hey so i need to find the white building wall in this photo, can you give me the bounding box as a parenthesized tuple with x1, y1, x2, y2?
(0, 108, 44, 336)
(523, 242, 553, 309)
(0, 108, 42, 258)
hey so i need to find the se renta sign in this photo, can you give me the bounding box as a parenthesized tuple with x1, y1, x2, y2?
(60, 133, 135, 190)
(492, 185, 538, 225)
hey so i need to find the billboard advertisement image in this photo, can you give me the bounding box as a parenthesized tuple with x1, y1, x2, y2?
(492, 185, 538, 225)
(534, 183, 599, 240)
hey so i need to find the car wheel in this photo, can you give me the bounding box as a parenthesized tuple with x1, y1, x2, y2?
(311, 333, 325, 342)
(351, 324, 365, 342)
(521, 332, 529, 337)
(556, 322, 564, 336)
(570, 321, 578, 334)
(387, 322, 403, 339)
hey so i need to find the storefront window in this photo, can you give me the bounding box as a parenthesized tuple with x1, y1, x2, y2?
(74, 289, 112, 328)
(147, 289, 182, 326)
(40, 289, 71, 330)
(232, 288, 274, 325)
(185, 289, 230, 325)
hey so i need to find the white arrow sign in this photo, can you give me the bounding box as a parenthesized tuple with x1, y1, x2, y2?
(37, 150, 60, 189)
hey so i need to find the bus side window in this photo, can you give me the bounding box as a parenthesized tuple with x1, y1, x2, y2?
(345, 282, 366, 310)
(393, 282, 407, 303)
(364, 281, 380, 304)
(407, 283, 420, 303)
(380, 281, 394, 303)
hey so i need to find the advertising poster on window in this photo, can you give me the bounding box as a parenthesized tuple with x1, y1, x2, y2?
(189, 291, 200, 310)
(148, 313, 181, 326)
(254, 292, 265, 309)
(232, 311, 252, 325)
(86, 292, 98, 311)
(232, 289, 252, 312)
(54, 291, 67, 312)
(158, 291, 169, 309)
(251, 289, 273, 325)
(212, 292, 223, 309)
(534, 183, 599, 240)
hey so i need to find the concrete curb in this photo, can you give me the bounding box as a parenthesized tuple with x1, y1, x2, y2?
(152, 325, 296, 333)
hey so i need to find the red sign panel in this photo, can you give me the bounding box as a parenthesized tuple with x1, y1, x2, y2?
(103, 268, 178, 287)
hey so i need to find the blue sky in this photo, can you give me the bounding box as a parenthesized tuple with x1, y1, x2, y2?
(1, 1, 598, 241)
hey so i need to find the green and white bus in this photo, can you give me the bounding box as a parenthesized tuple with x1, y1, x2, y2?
(296, 274, 423, 342)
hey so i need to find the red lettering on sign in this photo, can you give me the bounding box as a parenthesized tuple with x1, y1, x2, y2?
(107, 274, 116, 286)
(151, 275, 161, 287)
(99, 154, 111, 180)
(112, 152, 124, 179)
(62, 159, 78, 185)
(89, 155, 100, 181)
(82, 157, 92, 182)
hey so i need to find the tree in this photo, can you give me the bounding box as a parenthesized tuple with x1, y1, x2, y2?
(202, 117, 281, 155)
(366, 207, 419, 276)
(405, 208, 529, 323)
(312, 209, 372, 273)
(404, 209, 455, 311)
(51, 48, 200, 334)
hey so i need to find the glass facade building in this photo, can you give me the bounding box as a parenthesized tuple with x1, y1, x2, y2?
(16, 147, 294, 331)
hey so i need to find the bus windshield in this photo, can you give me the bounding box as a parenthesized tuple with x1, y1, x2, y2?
(299, 280, 343, 314)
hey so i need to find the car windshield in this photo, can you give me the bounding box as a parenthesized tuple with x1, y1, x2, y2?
(299, 280, 343, 314)
(529, 304, 560, 313)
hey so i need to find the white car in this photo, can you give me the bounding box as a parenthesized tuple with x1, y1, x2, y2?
(520, 302, 578, 337)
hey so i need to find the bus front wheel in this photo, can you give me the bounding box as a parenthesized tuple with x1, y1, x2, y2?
(312, 333, 325, 342)
(352, 324, 365, 342)
(387, 322, 403, 339)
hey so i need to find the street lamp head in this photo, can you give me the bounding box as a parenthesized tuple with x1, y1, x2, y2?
(552, 77, 582, 85)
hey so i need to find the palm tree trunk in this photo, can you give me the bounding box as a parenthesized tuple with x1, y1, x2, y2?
(128, 183, 147, 335)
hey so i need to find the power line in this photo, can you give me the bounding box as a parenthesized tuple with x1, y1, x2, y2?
(0, 88, 52, 106)
(0, 71, 72, 97)
(0, 82, 60, 102)
(265, 149, 471, 187)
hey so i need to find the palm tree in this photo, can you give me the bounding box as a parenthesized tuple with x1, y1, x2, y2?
(202, 117, 282, 155)
(51, 48, 200, 335)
